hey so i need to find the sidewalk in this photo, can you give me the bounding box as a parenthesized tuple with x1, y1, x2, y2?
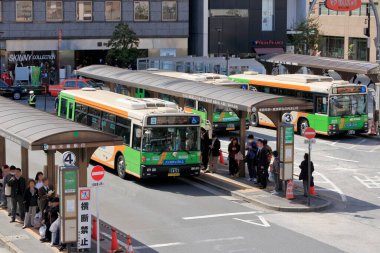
(194, 163, 331, 212)
(0, 210, 57, 253)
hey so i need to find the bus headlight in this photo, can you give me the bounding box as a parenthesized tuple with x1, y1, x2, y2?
(191, 167, 200, 171)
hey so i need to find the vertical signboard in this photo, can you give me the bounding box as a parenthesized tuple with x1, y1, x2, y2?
(279, 124, 294, 180)
(78, 188, 92, 249)
(59, 166, 79, 243)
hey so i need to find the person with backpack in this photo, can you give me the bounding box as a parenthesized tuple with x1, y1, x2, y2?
(245, 134, 258, 182)
(299, 153, 315, 197)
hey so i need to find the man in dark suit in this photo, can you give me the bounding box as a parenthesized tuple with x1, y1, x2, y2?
(38, 178, 54, 214)
(205, 133, 220, 173)
(256, 139, 270, 189)
(8, 168, 26, 222)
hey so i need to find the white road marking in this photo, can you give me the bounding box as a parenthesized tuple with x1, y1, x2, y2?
(183, 211, 258, 220)
(233, 216, 271, 227)
(134, 242, 185, 250)
(196, 236, 244, 243)
(347, 139, 367, 149)
(315, 172, 347, 202)
(353, 175, 380, 189)
(325, 156, 359, 163)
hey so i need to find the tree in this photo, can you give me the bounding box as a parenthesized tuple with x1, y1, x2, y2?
(106, 23, 141, 69)
(290, 17, 321, 55)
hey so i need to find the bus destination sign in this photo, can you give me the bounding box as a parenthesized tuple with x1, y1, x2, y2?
(148, 115, 200, 126)
(333, 86, 366, 94)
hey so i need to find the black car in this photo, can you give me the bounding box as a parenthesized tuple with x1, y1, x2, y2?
(0, 80, 28, 100)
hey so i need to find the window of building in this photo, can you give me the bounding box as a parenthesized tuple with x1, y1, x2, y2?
(162, 1, 177, 21)
(16, 1, 33, 22)
(349, 37, 368, 61)
(350, 3, 378, 16)
(134, 0, 149, 21)
(262, 0, 274, 31)
(105, 1, 121, 21)
(320, 36, 344, 59)
(46, 1, 63, 22)
(76, 1, 92, 21)
(319, 3, 328, 15)
(209, 9, 249, 18)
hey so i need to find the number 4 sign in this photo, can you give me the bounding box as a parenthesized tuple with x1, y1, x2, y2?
(62, 151, 76, 166)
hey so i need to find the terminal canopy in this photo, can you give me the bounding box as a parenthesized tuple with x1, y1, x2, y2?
(0, 96, 123, 151)
(260, 53, 380, 75)
(76, 65, 313, 113)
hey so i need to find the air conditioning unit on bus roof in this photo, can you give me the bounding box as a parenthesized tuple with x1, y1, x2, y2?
(243, 71, 258, 75)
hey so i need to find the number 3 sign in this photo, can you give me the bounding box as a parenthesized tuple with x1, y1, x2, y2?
(282, 113, 294, 124)
(62, 151, 76, 166)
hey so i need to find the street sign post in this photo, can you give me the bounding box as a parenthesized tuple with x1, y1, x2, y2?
(304, 127, 316, 206)
(78, 188, 91, 250)
(91, 165, 105, 253)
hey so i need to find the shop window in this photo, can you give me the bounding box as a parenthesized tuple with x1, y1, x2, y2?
(320, 36, 344, 59)
(76, 1, 92, 22)
(162, 1, 177, 21)
(209, 9, 249, 18)
(134, 0, 149, 21)
(262, 0, 274, 31)
(46, 1, 63, 22)
(16, 1, 33, 22)
(348, 38, 368, 61)
(105, 1, 121, 21)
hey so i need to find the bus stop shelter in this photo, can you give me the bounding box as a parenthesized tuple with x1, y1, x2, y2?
(0, 96, 123, 187)
(76, 65, 313, 176)
(259, 53, 380, 81)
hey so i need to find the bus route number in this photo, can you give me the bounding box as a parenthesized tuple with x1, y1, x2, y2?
(62, 151, 76, 166)
(282, 113, 293, 124)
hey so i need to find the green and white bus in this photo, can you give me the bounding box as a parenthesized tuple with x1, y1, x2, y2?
(229, 73, 368, 136)
(58, 88, 201, 178)
(150, 71, 250, 132)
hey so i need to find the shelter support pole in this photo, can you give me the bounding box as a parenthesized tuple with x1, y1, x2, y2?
(46, 150, 56, 188)
(238, 111, 247, 177)
(129, 87, 136, 97)
(108, 82, 115, 92)
(75, 147, 97, 187)
(21, 147, 29, 180)
(178, 97, 185, 109)
(0, 136, 5, 166)
(206, 103, 213, 129)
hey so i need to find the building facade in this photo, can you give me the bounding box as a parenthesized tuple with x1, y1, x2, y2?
(189, 0, 291, 57)
(310, 0, 380, 62)
(0, 0, 189, 80)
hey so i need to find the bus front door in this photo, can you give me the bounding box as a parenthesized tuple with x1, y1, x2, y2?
(67, 100, 75, 120)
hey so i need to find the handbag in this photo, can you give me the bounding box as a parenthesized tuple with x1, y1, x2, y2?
(39, 224, 47, 238)
(34, 212, 42, 228)
(234, 152, 244, 161)
(49, 217, 60, 233)
(268, 172, 275, 183)
(5, 184, 11, 197)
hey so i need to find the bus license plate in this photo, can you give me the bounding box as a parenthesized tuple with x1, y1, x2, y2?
(168, 168, 180, 177)
(348, 130, 355, 135)
(226, 124, 235, 130)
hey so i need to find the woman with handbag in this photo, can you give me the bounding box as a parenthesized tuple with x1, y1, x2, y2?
(228, 138, 240, 177)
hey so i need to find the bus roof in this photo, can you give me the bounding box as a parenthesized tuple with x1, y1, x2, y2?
(151, 71, 241, 87)
(229, 73, 353, 93)
(60, 89, 190, 121)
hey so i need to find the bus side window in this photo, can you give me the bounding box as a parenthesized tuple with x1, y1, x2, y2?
(185, 99, 195, 109)
(59, 98, 67, 119)
(75, 103, 88, 124)
(101, 112, 116, 134)
(132, 125, 142, 150)
(315, 96, 327, 114)
(116, 116, 131, 145)
(87, 107, 101, 130)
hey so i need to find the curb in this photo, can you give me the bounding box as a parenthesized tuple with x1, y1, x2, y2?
(0, 233, 23, 253)
(193, 175, 332, 212)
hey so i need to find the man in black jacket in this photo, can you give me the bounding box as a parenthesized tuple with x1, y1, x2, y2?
(256, 139, 270, 189)
(200, 128, 210, 170)
(205, 133, 220, 173)
(8, 168, 26, 222)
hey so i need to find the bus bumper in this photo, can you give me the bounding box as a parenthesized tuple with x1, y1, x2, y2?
(213, 122, 250, 132)
(141, 165, 201, 178)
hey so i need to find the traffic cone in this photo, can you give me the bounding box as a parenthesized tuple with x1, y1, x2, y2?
(92, 217, 97, 240)
(310, 186, 316, 196)
(286, 180, 295, 200)
(219, 150, 224, 164)
(125, 235, 134, 253)
(110, 227, 119, 252)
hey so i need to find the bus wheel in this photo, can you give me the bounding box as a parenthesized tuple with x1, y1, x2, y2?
(298, 118, 309, 136)
(250, 113, 259, 127)
(116, 154, 126, 179)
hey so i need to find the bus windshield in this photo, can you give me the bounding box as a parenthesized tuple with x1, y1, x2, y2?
(329, 94, 367, 117)
(142, 127, 199, 152)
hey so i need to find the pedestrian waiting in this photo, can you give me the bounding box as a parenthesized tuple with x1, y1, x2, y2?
(23, 179, 39, 229)
(8, 168, 26, 223)
(299, 153, 315, 197)
(35, 171, 44, 189)
(256, 139, 270, 189)
(270, 151, 281, 195)
(0, 164, 9, 208)
(200, 128, 210, 171)
(4, 165, 16, 216)
(245, 134, 258, 182)
(228, 138, 240, 177)
(205, 133, 220, 174)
